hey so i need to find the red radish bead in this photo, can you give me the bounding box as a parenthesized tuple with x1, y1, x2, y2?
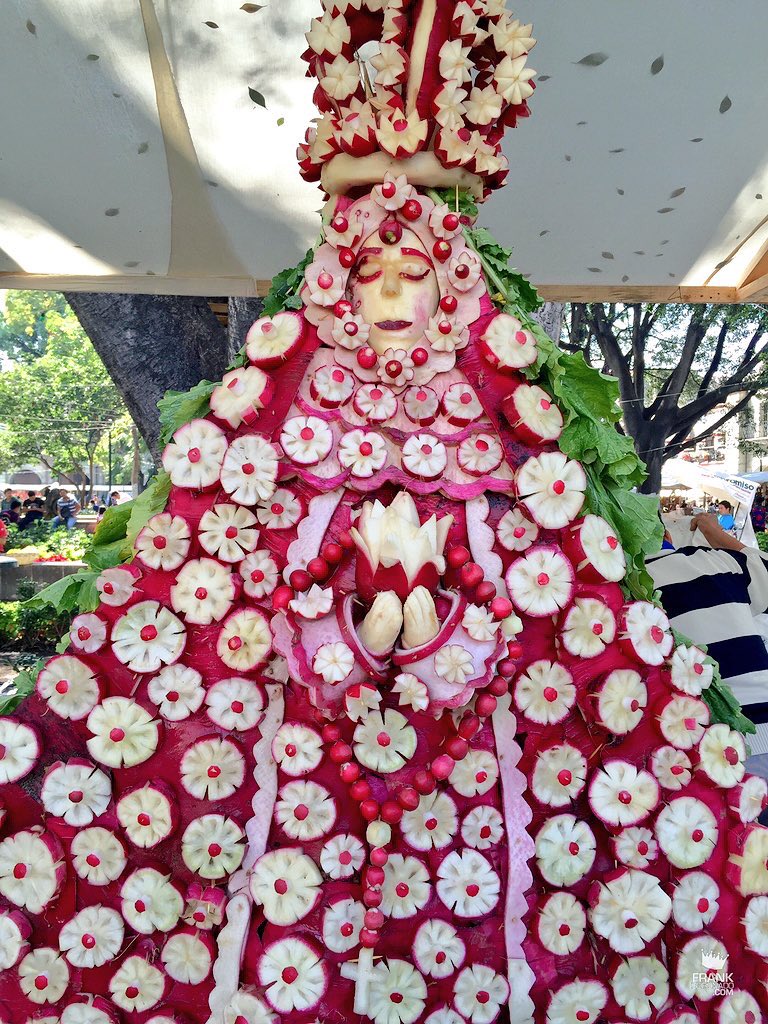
(644, 984, 655, 997)
(13, 863, 27, 879)
(331, 215, 348, 233)
(411, 347, 429, 366)
(558, 923, 570, 936)
(364, 909, 384, 930)
(440, 294, 458, 313)
(357, 347, 378, 370)
(431, 755, 455, 780)
(650, 625, 664, 644)
(381, 800, 403, 824)
(458, 714, 481, 739)
(231, 700, 244, 714)
(618, 790, 632, 805)
(350, 780, 371, 802)
(307, 556, 330, 580)
(381, 181, 397, 199)
(282, 966, 299, 984)
(370, 848, 389, 867)
(363, 887, 382, 908)
(697, 897, 709, 912)
(460, 562, 484, 588)
(488, 676, 508, 697)
(724, 746, 739, 765)
(447, 545, 471, 568)
(543, 687, 558, 703)
(402, 199, 422, 221)
(69, 790, 84, 803)
(537, 573, 550, 587)
(338, 530, 355, 550)
(339, 762, 359, 783)
(274, 878, 288, 895)
(339, 247, 355, 268)
(110, 728, 125, 742)
(360, 799, 380, 821)
(637, 840, 649, 855)
(322, 542, 344, 565)
(208, 843, 222, 857)
(195, 587, 208, 601)
(557, 769, 572, 787)
(445, 736, 469, 760)
(693, 662, 704, 675)
(413, 770, 436, 795)
(55, 679, 69, 694)
(140, 625, 157, 642)
(670, 764, 684, 776)
(137, 812, 151, 826)
(366, 866, 385, 886)
(455, 263, 470, 279)
(322, 723, 341, 743)
(507, 640, 524, 659)
(329, 741, 352, 764)
(476, 581, 496, 603)
(187, 448, 201, 464)
(397, 786, 420, 810)
(379, 220, 402, 245)
(465, 883, 479, 896)
(691, 828, 704, 843)
(433, 240, 452, 262)
(317, 272, 334, 290)
(360, 929, 380, 948)
(289, 569, 312, 592)
(497, 658, 517, 678)
(334, 299, 353, 318)
(490, 597, 513, 619)
(576, 1013, 589, 1023)
(86, 854, 100, 867)
(476, 693, 498, 718)
(228, 637, 242, 652)
(443, 212, 460, 231)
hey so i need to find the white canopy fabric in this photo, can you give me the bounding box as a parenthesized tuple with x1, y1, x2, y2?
(2, 0, 768, 300)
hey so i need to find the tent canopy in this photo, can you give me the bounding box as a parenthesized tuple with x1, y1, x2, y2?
(2, 0, 768, 302)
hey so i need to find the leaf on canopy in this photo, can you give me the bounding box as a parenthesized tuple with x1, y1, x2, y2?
(158, 380, 218, 445)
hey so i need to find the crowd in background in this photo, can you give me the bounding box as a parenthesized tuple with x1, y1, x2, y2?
(0, 487, 123, 530)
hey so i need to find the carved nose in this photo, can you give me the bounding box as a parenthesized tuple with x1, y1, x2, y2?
(381, 267, 401, 297)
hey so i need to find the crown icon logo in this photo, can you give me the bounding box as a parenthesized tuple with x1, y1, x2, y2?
(701, 950, 727, 972)
(299, 0, 536, 200)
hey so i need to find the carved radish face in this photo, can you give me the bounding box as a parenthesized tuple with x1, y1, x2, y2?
(347, 227, 439, 355)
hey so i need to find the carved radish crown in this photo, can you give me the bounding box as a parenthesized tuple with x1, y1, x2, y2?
(299, 0, 536, 199)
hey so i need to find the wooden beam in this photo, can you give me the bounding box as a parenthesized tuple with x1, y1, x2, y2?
(0, 272, 753, 304)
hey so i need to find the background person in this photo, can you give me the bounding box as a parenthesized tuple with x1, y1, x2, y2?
(752, 492, 767, 533)
(717, 499, 735, 530)
(648, 512, 768, 776)
(1, 488, 13, 511)
(52, 489, 80, 529)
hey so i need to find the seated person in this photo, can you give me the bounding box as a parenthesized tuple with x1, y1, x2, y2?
(717, 499, 736, 530)
(1, 498, 22, 525)
(51, 489, 80, 529)
(648, 512, 768, 777)
(18, 498, 44, 530)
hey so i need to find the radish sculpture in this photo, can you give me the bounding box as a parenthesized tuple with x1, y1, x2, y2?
(2, 2, 768, 1022)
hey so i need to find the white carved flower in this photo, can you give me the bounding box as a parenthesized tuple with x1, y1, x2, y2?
(402, 433, 448, 478)
(217, 608, 272, 672)
(377, 348, 415, 389)
(306, 10, 350, 56)
(670, 644, 713, 695)
(428, 202, 463, 240)
(205, 677, 264, 731)
(458, 434, 503, 475)
(434, 645, 474, 687)
(305, 262, 346, 306)
(322, 897, 365, 953)
(0, 718, 37, 784)
(514, 659, 575, 725)
(258, 938, 328, 1015)
(381, 853, 431, 918)
(414, 919, 465, 979)
(117, 785, 175, 847)
(70, 827, 126, 885)
(111, 601, 185, 673)
(332, 312, 370, 350)
(434, 80, 468, 130)
(453, 964, 509, 1024)
(162, 419, 227, 490)
(136, 513, 191, 571)
(0, 829, 62, 914)
(447, 252, 482, 292)
(86, 697, 159, 769)
(241, 550, 279, 599)
(120, 867, 183, 934)
(59, 905, 124, 969)
(464, 85, 503, 126)
(275, 780, 337, 841)
(437, 849, 500, 918)
(37, 655, 100, 720)
(222, 990, 276, 1024)
(256, 488, 303, 530)
(312, 363, 356, 405)
(181, 737, 245, 801)
(403, 385, 439, 424)
(461, 805, 504, 850)
(589, 869, 671, 955)
(370, 42, 407, 85)
(344, 682, 382, 721)
(250, 848, 322, 926)
(281, 416, 334, 466)
(171, 558, 236, 626)
(672, 871, 719, 931)
(338, 429, 388, 477)
(41, 760, 111, 826)
(354, 383, 398, 422)
(354, 709, 417, 773)
(147, 663, 204, 720)
(425, 316, 469, 353)
(96, 566, 139, 607)
(272, 722, 324, 777)
(439, 39, 472, 83)
(319, 54, 360, 101)
(372, 172, 413, 211)
(401, 790, 458, 852)
(220, 434, 278, 505)
(320, 833, 366, 879)
(181, 814, 245, 880)
(369, 960, 427, 1024)
(392, 672, 429, 711)
(69, 613, 108, 654)
(199, 503, 258, 563)
(19, 947, 70, 1004)
(162, 930, 212, 985)
(492, 16, 536, 58)
(313, 641, 354, 684)
(613, 826, 659, 869)
(288, 584, 333, 621)
(494, 53, 536, 106)
(462, 604, 500, 642)
(109, 955, 166, 1013)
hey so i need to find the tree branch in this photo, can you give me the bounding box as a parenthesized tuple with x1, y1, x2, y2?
(666, 391, 755, 457)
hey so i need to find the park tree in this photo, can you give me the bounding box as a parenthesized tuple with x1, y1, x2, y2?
(564, 303, 768, 493)
(0, 298, 125, 500)
(0, 290, 71, 362)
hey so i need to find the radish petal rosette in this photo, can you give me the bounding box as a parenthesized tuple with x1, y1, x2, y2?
(136, 512, 192, 570)
(37, 655, 100, 720)
(162, 418, 227, 490)
(0, 719, 38, 783)
(111, 601, 185, 673)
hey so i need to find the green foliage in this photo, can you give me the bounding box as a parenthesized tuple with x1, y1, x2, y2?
(6, 525, 90, 562)
(465, 227, 542, 313)
(757, 531, 768, 552)
(158, 380, 217, 446)
(0, 594, 69, 653)
(0, 291, 69, 362)
(94, 411, 152, 487)
(427, 187, 479, 222)
(262, 247, 315, 317)
(0, 659, 43, 716)
(0, 293, 125, 493)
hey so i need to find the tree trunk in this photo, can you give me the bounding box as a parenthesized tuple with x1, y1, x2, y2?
(531, 301, 566, 343)
(641, 448, 664, 496)
(65, 293, 228, 464)
(227, 297, 264, 362)
(131, 424, 141, 498)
